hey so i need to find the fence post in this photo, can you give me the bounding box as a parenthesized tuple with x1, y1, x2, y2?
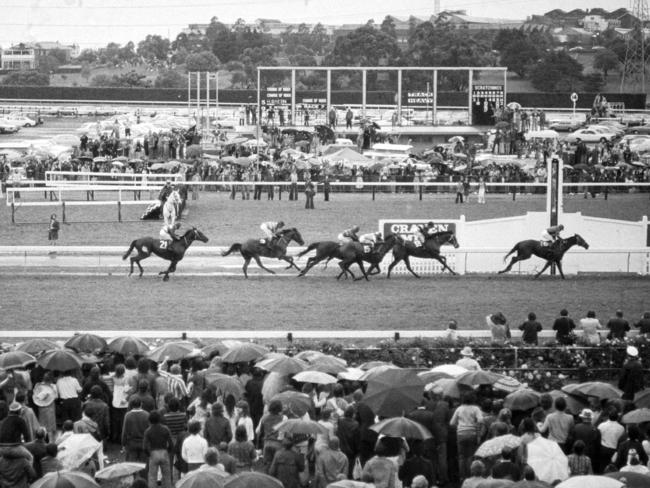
(372, 185, 376, 201)
(513, 346, 519, 369)
(61, 201, 66, 223)
(11, 202, 15, 224)
(419, 183, 423, 201)
(117, 201, 122, 223)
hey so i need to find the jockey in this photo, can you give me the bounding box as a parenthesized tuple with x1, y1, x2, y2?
(160, 221, 181, 243)
(158, 181, 172, 204)
(260, 221, 284, 247)
(541, 224, 564, 246)
(414, 221, 435, 247)
(338, 225, 360, 244)
(359, 231, 383, 252)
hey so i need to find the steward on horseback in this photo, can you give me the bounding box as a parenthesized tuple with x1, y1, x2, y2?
(541, 224, 564, 247)
(158, 181, 172, 203)
(338, 225, 360, 244)
(415, 221, 435, 247)
(359, 231, 383, 253)
(260, 220, 285, 250)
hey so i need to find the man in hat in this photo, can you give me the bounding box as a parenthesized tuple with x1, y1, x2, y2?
(573, 409, 599, 468)
(0, 402, 31, 444)
(269, 437, 305, 488)
(456, 347, 481, 371)
(619, 346, 644, 401)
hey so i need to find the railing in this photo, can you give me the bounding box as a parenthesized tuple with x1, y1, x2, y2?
(44, 171, 182, 186)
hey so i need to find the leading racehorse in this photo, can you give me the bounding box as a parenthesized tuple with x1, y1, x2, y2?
(297, 234, 398, 279)
(221, 228, 304, 278)
(122, 227, 209, 281)
(386, 231, 459, 278)
(498, 234, 589, 279)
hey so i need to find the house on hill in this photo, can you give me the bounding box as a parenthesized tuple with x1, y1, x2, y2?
(0, 42, 79, 70)
(436, 11, 524, 30)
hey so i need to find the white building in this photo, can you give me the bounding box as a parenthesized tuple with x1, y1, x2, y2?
(582, 15, 609, 32)
(1, 42, 80, 71)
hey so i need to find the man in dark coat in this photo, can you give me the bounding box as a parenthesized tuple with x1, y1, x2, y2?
(572, 409, 600, 467)
(607, 310, 630, 340)
(398, 440, 435, 488)
(619, 346, 644, 401)
(337, 406, 359, 478)
(23, 427, 47, 478)
(269, 438, 305, 488)
(553, 309, 576, 345)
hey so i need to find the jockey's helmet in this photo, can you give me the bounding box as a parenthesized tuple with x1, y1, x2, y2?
(375, 231, 382, 238)
(427, 221, 434, 227)
(352, 225, 360, 232)
(558, 224, 564, 230)
(278, 221, 285, 227)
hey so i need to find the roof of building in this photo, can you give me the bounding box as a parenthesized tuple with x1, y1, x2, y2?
(439, 12, 523, 25)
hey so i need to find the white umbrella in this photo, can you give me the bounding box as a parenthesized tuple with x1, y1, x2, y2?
(526, 437, 569, 484)
(57, 433, 102, 470)
(556, 476, 623, 488)
(430, 364, 467, 376)
(261, 371, 288, 403)
(293, 370, 338, 385)
(338, 367, 365, 381)
(525, 130, 560, 140)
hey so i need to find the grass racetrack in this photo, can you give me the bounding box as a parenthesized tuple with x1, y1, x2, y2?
(1, 191, 649, 334)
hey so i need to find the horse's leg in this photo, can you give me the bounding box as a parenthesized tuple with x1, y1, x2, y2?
(534, 261, 552, 279)
(556, 260, 566, 279)
(386, 256, 401, 279)
(354, 258, 369, 281)
(403, 256, 420, 279)
(499, 256, 521, 274)
(161, 261, 176, 282)
(367, 263, 380, 275)
(437, 255, 456, 275)
(337, 261, 353, 280)
(252, 255, 276, 276)
(242, 257, 252, 279)
(282, 256, 301, 272)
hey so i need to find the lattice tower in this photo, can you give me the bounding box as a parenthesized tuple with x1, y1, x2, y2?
(620, 0, 649, 92)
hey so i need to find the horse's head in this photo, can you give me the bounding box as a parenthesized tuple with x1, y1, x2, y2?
(574, 234, 589, 250)
(186, 227, 209, 243)
(433, 231, 459, 249)
(287, 228, 304, 246)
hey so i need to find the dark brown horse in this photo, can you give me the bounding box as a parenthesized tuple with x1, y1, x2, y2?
(297, 234, 398, 279)
(498, 234, 589, 279)
(122, 227, 209, 281)
(221, 227, 304, 278)
(387, 231, 459, 278)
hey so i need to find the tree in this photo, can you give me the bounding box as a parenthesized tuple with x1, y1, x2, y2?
(48, 48, 69, 64)
(75, 49, 98, 64)
(501, 39, 540, 77)
(3, 71, 49, 86)
(185, 51, 220, 72)
(325, 25, 401, 66)
(36, 55, 62, 74)
(154, 69, 186, 88)
(529, 51, 583, 92)
(583, 72, 605, 92)
(380, 16, 397, 38)
(593, 48, 619, 77)
(137, 35, 170, 62)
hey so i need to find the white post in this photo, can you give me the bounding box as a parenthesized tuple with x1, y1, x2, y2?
(256, 69, 261, 150)
(362, 69, 367, 117)
(196, 72, 200, 129)
(467, 69, 473, 126)
(215, 71, 219, 123)
(291, 69, 296, 128)
(206, 72, 210, 137)
(432, 70, 438, 126)
(187, 72, 191, 116)
(326, 69, 331, 116)
(397, 69, 402, 125)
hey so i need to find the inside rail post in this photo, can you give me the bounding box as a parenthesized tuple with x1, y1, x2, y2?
(11, 201, 15, 224)
(372, 184, 376, 201)
(419, 183, 423, 201)
(62, 201, 66, 223)
(118, 201, 122, 223)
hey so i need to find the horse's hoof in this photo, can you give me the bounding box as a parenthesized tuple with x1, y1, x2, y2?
(163, 275, 170, 282)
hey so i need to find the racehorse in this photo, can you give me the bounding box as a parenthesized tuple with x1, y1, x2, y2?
(386, 231, 460, 278)
(122, 227, 209, 281)
(297, 234, 398, 279)
(163, 190, 182, 226)
(498, 234, 589, 279)
(221, 228, 305, 278)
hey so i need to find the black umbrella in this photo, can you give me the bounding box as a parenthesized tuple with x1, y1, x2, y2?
(64, 333, 107, 353)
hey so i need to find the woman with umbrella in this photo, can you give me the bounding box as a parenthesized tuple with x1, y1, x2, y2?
(32, 373, 58, 442)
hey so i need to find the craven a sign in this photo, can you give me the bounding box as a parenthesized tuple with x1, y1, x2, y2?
(379, 219, 459, 245)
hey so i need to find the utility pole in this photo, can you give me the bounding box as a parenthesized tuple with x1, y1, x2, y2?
(621, 0, 649, 92)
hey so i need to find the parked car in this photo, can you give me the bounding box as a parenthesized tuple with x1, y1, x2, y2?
(4, 113, 37, 127)
(0, 119, 21, 134)
(548, 119, 583, 131)
(564, 128, 618, 143)
(586, 124, 625, 137)
(624, 125, 650, 135)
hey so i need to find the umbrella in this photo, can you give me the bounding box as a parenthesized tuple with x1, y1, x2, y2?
(294, 350, 326, 362)
(293, 370, 338, 385)
(204, 370, 245, 400)
(425, 378, 462, 399)
(15, 339, 59, 355)
(556, 476, 623, 488)
(271, 391, 312, 417)
(634, 389, 650, 408)
(256, 355, 309, 376)
(176, 467, 229, 488)
(622, 408, 650, 424)
(363, 369, 424, 417)
(430, 364, 467, 376)
(456, 370, 504, 387)
(224, 472, 283, 488)
(495, 121, 510, 130)
(504, 389, 540, 411)
(227, 137, 250, 145)
(511, 482, 551, 488)
(358, 364, 401, 382)
(359, 360, 394, 370)
(31, 471, 99, 488)
(370, 417, 432, 440)
(274, 418, 328, 436)
(37, 349, 83, 371)
(57, 433, 102, 470)
(93, 156, 108, 163)
(111, 161, 124, 167)
(201, 341, 228, 358)
(222, 343, 269, 363)
(493, 376, 523, 393)
(338, 367, 366, 381)
(95, 462, 146, 480)
(478, 480, 514, 488)
(548, 390, 588, 416)
(64, 333, 107, 353)
(327, 481, 375, 488)
(308, 355, 348, 374)
(147, 341, 199, 362)
(507, 102, 522, 110)
(448, 136, 465, 143)
(107, 336, 149, 356)
(562, 382, 622, 400)
(0, 351, 36, 370)
(563, 164, 574, 170)
(526, 437, 569, 484)
(605, 472, 650, 488)
(417, 370, 453, 384)
(525, 129, 559, 140)
(475, 434, 522, 458)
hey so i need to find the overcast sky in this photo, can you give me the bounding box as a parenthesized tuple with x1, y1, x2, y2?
(0, 0, 631, 49)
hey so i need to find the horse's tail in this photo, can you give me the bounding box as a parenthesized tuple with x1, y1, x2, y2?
(221, 243, 241, 257)
(122, 240, 137, 260)
(297, 242, 320, 258)
(503, 243, 519, 262)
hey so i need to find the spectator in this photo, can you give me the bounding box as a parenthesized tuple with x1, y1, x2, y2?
(607, 310, 630, 340)
(56, 370, 82, 423)
(460, 460, 487, 488)
(0, 401, 31, 444)
(227, 424, 256, 473)
(234, 400, 255, 443)
(24, 427, 47, 478)
(256, 399, 285, 472)
(204, 402, 233, 448)
(491, 446, 521, 481)
(598, 409, 625, 473)
(634, 311, 650, 335)
(182, 420, 208, 472)
(456, 347, 481, 371)
(361, 439, 398, 488)
(0, 449, 36, 488)
(83, 385, 110, 441)
(553, 309, 576, 345)
(398, 440, 434, 488)
(488, 408, 514, 438)
(32, 374, 57, 443)
(519, 312, 543, 345)
(217, 441, 237, 475)
(540, 397, 574, 453)
(315, 436, 348, 488)
(572, 409, 599, 467)
(337, 405, 359, 479)
(269, 437, 306, 488)
(619, 346, 644, 401)
(620, 448, 650, 475)
(615, 425, 649, 470)
(579, 311, 603, 345)
(486, 312, 510, 343)
(199, 447, 225, 471)
(121, 397, 149, 464)
(144, 410, 173, 488)
(128, 380, 156, 412)
(444, 319, 459, 343)
(568, 440, 593, 476)
(40, 443, 63, 474)
(450, 392, 483, 480)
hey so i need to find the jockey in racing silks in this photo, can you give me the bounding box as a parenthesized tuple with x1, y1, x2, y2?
(541, 224, 564, 246)
(414, 221, 435, 247)
(359, 231, 383, 253)
(160, 221, 181, 244)
(338, 225, 360, 245)
(260, 221, 284, 247)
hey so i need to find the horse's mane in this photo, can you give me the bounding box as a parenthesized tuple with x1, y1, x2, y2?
(279, 227, 297, 234)
(182, 228, 195, 237)
(430, 230, 454, 237)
